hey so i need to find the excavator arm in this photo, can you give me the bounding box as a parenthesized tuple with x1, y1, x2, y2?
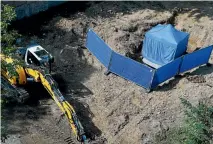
(25, 67, 87, 143)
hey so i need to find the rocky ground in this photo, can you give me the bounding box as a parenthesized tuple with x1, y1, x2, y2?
(2, 1, 213, 144)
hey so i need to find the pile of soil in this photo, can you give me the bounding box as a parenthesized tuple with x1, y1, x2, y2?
(3, 1, 213, 144)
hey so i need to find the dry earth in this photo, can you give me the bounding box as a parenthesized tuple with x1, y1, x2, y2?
(3, 2, 213, 144)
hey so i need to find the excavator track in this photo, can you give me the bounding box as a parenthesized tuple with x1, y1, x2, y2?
(1, 76, 29, 104)
(15, 86, 30, 103)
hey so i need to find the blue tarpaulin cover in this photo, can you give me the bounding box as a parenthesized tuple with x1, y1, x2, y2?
(142, 24, 189, 66)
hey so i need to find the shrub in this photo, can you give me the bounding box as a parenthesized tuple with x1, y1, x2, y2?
(155, 98, 213, 144)
(180, 98, 213, 144)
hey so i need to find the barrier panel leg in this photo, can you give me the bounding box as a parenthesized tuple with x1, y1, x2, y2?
(206, 63, 212, 67)
(104, 70, 111, 76)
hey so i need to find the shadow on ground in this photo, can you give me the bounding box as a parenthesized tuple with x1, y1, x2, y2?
(190, 65, 213, 76)
(7, 2, 102, 142)
(155, 76, 183, 92)
(1, 83, 51, 138)
(52, 73, 102, 139)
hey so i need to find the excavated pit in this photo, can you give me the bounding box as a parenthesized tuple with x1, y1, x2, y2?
(3, 2, 213, 144)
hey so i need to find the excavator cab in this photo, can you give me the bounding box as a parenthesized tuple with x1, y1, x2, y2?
(16, 44, 54, 68)
(25, 45, 54, 66)
(26, 50, 39, 65)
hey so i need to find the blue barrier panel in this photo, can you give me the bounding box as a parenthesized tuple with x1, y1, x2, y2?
(109, 52, 155, 89)
(151, 57, 182, 88)
(179, 45, 213, 73)
(86, 29, 113, 68)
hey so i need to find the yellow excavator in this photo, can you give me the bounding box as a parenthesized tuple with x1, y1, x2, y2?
(1, 44, 87, 143)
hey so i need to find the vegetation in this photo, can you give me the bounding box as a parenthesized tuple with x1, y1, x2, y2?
(155, 98, 213, 144)
(1, 5, 18, 53)
(180, 98, 213, 144)
(1, 4, 22, 76)
(1, 4, 24, 99)
(1, 4, 21, 142)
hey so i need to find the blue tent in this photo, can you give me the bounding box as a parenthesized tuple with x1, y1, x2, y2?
(142, 24, 189, 67)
